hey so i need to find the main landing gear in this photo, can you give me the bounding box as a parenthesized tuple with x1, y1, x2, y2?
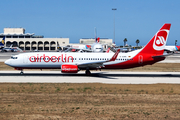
(85, 69, 91, 75)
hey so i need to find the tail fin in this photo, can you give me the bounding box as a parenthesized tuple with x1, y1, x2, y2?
(96, 37, 100, 43)
(175, 46, 180, 51)
(0, 37, 5, 46)
(140, 23, 171, 55)
(10, 44, 13, 48)
(106, 47, 111, 53)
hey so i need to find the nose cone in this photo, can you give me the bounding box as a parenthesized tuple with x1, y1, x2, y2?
(5, 59, 11, 66)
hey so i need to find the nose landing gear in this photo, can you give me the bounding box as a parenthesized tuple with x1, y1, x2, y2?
(20, 69, 24, 74)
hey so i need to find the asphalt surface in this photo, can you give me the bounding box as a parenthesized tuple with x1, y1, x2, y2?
(0, 71, 180, 84)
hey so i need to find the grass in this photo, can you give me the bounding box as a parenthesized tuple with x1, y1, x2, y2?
(1, 62, 180, 119)
(1, 83, 180, 94)
(1, 83, 180, 119)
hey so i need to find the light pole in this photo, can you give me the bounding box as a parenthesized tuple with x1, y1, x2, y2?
(112, 8, 117, 44)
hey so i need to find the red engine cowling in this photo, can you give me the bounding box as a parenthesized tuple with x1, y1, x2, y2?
(61, 64, 78, 73)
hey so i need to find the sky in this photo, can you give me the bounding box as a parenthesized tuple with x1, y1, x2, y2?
(0, 0, 180, 46)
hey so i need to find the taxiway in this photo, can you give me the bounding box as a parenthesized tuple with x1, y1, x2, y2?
(0, 71, 180, 84)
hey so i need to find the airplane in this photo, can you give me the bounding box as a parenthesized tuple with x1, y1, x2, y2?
(5, 23, 171, 75)
(1, 44, 23, 52)
(91, 37, 104, 52)
(63, 44, 91, 52)
(62, 27, 106, 53)
(0, 37, 23, 52)
(63, 37, 104, 52)
(1, 44, 13, 52)
(164, 46, 180, 53)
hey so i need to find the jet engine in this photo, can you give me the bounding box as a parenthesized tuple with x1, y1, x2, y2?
(61, 64, 79, 73)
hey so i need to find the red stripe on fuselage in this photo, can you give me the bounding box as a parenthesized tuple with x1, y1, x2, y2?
(104, 54, 165, 69)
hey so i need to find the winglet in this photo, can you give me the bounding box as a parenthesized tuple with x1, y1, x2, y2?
(108, 49, 120, 61)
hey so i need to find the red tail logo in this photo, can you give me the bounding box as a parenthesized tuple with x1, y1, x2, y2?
(153, 29, 169, 50)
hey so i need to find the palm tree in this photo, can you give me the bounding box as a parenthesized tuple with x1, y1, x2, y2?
(136, 39, 140, 46)
(123, 38, 127, 46)
(175, 40, 178, 46)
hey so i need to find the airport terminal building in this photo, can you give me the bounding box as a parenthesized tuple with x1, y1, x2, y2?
(0, 28, 69, 51)
(0, 28, 113, 51)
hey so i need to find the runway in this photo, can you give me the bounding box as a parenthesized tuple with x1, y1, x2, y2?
(0, 71, 180, 84)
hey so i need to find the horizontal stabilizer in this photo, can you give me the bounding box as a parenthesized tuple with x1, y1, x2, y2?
(152, 53, 173, 58)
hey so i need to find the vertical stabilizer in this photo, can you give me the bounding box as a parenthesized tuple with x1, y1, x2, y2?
(0, 37, 5, 46)
(140, 23, 171, 55)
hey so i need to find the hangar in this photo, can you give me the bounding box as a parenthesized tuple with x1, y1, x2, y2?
(0, 28, 69, 51)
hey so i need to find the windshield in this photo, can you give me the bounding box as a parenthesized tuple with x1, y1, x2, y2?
(11, 56, 18, 59)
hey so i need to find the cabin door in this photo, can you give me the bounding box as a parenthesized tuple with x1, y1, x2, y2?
(23, 55, 28, 63)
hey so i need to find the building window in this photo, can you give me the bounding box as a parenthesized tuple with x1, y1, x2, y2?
(6, 36, 11, 38)
(13, 36, 18, 38)
(25, 36, 30, 38)
(19, 36, 24, 38)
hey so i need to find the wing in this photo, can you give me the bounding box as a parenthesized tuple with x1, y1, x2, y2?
(77, 49, 120, 69)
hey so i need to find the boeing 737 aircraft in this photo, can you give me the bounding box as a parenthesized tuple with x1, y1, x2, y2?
(5, 23, 171, 75)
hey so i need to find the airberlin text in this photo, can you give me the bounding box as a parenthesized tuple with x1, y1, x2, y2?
(29, 54, 74, 63)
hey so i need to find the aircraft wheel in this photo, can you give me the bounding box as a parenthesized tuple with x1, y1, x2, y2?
(85, 70, 91, 75)
(20, 70, 24, 75)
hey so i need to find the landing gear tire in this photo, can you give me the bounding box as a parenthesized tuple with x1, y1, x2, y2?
(20, 70, 24, 75)
(85, 70, 91, 75)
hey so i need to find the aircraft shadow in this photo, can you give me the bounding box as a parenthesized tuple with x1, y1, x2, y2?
(0, 72, 180, 79)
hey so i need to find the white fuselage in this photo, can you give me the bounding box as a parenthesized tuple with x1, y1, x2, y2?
(5, 50, 139, 69)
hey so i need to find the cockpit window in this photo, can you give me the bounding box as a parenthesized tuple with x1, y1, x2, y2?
(11, 56, 18, 59)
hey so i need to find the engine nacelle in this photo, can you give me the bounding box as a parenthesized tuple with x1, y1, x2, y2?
(61, 64, 78, 73)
